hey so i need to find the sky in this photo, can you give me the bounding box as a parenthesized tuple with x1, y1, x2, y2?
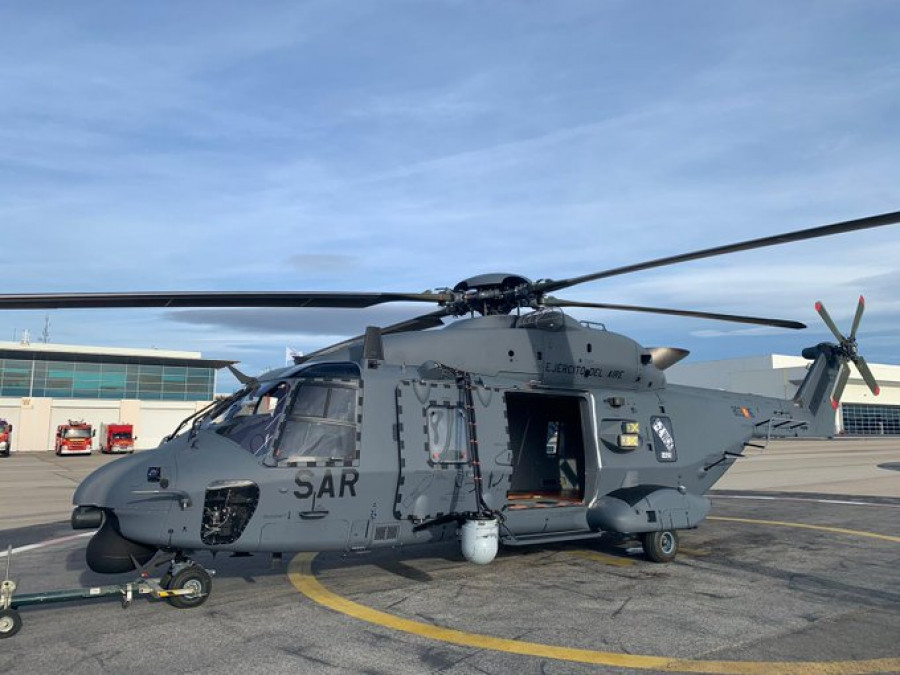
(1, 1, 899, 392)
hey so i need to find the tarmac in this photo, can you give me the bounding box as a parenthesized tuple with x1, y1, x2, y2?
(1, 438, 898, 674)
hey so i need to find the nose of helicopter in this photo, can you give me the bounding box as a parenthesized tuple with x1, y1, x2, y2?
(72, 439, 184, 573)
(73, 436, 185, 510)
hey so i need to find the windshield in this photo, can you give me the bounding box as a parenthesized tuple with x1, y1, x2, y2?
(112, 432, 132, 440)
(63, 428, 91, 439)
(209, 380, 293, 456)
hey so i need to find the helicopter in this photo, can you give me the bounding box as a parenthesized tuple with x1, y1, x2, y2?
(0, 209, 897, 609)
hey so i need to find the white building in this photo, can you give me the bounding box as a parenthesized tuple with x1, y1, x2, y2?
(668, 355, 900, 435)
(0, 341, 232, 452)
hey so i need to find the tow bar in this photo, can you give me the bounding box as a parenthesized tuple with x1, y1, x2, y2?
(0, 546, 214, 638)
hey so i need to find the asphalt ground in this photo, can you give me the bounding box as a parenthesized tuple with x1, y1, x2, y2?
(1, 440, 899, 674)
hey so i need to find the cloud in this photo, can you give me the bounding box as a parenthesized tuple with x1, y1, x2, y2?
(286, 254, 360, 273)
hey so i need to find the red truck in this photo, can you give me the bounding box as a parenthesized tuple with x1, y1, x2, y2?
(55, 420, 94, 456)
(0, 419, 12, 457)
(99, 423, 136, 454)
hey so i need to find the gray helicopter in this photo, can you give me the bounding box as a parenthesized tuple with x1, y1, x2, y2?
(1, 210, 897, 608)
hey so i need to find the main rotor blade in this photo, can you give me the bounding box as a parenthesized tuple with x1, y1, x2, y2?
(536, 210, 900, 295)
(379, 308, 451, 335)
(544, 298, 806, 329)
(294, 308, 450, 364)
(0, 291, 448, 310)
(852, 355, 880, 396)
(831, 362, 850, 409)
(849, 295, 865, 341)
(814, 301, 846, 342)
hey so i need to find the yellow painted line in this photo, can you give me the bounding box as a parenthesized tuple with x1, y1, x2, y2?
(289, 552, 900, 674)
(678, 547, 710, 557)
(568, 549, 636, 567)
(708, 517, 900, 543)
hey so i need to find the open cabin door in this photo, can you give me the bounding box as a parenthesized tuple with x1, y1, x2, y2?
(505, 391, 588, 508)
(394, 378, 510, 522)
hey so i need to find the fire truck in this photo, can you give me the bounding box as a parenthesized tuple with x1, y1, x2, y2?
(0, 419, 12, 457)
(54, 420, 94, 456)
(99, 423, 135, 454)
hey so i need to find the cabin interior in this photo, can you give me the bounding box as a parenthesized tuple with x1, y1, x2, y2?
(505, 392, 586, 509)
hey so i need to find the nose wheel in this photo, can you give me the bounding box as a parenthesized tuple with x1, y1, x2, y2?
(161, 560, 213, 609)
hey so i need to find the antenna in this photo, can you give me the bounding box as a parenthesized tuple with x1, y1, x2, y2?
(42, 315, 51, 344)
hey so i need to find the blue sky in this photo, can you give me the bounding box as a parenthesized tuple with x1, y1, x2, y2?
(1, 1, 899, 391)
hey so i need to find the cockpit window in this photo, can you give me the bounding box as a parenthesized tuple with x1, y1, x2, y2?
(290, 384, 329, 418)
(210, 380, 293, 456)
(274, 381, 359, 465)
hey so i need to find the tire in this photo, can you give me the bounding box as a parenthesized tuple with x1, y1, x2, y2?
(0, 609, 22, 638)
(641, 530, 679, 563)
(165, 566, 212, 609)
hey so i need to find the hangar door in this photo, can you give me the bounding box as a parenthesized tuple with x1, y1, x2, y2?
(138, 404, 197, 449)
(0, 406, 20, 428)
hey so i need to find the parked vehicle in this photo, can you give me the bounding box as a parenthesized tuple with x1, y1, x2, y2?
(99, 423, 135, 454)
(55, 420, 94, 456)
(0, 419, 11, 457)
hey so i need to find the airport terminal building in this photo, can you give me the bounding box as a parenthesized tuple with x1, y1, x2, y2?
(668, 355, 900, 436)
(0, 340, 231, 452)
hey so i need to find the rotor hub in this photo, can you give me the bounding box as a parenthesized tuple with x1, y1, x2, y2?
(841, 338, 859, 360)
(448, 274, 535, 316)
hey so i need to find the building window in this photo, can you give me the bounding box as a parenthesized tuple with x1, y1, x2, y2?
(0, 358, 215, 401)
(841, 403, 900, 436)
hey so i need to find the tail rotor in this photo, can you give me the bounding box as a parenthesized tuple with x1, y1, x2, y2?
(815, 296, 880, 409)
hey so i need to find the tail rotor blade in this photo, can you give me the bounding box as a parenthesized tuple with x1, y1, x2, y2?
(815, 301, 845, 342)
(816, 296, 878, 401)
(849, 295, 865, 340)
(852, 355, 881, 396)
(831, 363, 850, 410)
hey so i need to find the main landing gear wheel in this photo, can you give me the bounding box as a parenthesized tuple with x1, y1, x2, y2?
(641, 530, 679, 563)
(164, 566, 212, 609)
(0, 608, 22, 638)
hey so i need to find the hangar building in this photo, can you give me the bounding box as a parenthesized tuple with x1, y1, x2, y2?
(668, 355, 900, 436)
(0, 340, 232, 452)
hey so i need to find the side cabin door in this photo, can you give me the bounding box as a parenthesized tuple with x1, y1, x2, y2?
(395, 378, 510, 522)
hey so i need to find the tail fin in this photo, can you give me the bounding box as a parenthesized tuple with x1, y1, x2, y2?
(793, 343, 842, 433)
